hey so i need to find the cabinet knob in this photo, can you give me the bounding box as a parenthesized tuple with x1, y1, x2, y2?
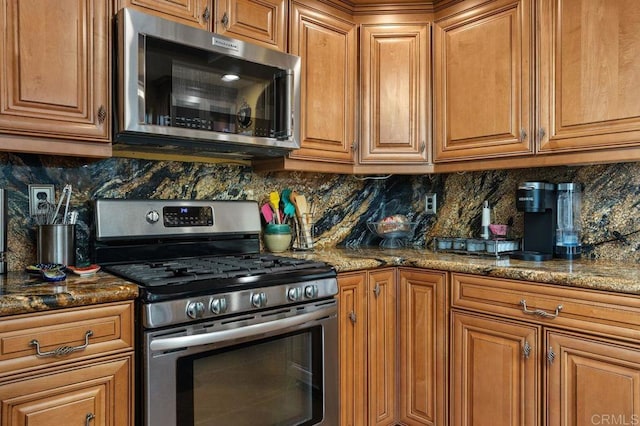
(97, 105, 106, 125)
(373, 283, 380, 297)
(348, 311, 357, 323)
(221, 12, 229, 29)
(520, 128, 527, 142)
(420, 141, 426, 153)
(547, 346, 556, 364)
(523, 340, 531, 359)
(202, 6, 210, 22)
(538, 127, 547, 142)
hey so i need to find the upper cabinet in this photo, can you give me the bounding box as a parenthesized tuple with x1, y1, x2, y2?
(215, 0, 287, 51)
(433, 0, 533, 162)
(537, 0, 640, 154)
(285, 0, 357, 169)
(357, 23, 431, 172)
(0, 0, 112, 158)
(116, 0, 213, 29)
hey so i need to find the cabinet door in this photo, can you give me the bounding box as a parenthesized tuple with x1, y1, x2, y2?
(0, 0, 111, 147)
(537, 0, 640, 153)
(367, 269, 397, 426)
(398, 269, 447, 426)
(547, 331, 640, 426)
(359, 24, 430, 165)
(433, 0, 533, 162)
(288, 1, 356, 163)
(116, 0, 212, 29)
(0, 355, 133, 426)
(337, 272, 368, 426)
(451, 311, 540, 426)
(215, 0, 286, 51)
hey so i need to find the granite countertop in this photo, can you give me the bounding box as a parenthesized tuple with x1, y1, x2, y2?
(288, 247, 640, 296)
(2, 247, 639, 317)
(0, 271, 139, 317)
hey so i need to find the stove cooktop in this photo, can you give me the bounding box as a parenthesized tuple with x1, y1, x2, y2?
(103, 253, 336, 302)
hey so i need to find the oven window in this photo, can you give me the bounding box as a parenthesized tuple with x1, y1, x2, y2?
(176, 327, 323, 426)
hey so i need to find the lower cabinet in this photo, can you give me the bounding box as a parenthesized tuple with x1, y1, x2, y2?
(337, 268, 447, 426)
(0, 301, 135, 426)
(451, 273, 640, 426)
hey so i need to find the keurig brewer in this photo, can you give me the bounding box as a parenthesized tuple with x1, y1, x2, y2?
(511, 182, 556, 261)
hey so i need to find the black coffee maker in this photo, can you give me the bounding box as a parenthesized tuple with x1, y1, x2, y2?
(511, 181, 556, 261)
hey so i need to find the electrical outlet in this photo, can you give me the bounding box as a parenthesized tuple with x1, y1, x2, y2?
(425, 193, 437, 214)
(29, 184, 55, 216)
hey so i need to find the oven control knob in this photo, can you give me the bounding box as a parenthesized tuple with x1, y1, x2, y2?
(251, 292, 267, 308)
(287, 287, 302, 301)
(210, 297, 228, 315)
(146, 210, 160, 224)
(304, 285, 319, 299)
(186, 301, 205, 319)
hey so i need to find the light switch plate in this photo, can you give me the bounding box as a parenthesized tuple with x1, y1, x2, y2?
(29, 184, 55, 216)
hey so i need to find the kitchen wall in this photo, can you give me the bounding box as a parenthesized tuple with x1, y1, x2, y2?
(2, 152, 639, 271)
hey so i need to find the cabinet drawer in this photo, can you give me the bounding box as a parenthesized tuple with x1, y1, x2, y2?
(0, 302, 133, 378)
(451, 273, 640, 343)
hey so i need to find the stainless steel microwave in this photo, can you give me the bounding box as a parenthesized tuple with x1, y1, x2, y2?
(114, 8, 301, 159)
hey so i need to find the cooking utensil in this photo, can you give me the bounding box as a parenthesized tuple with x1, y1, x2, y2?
(261, 203, 274, 224)
(269, 192, 281, 224)
(281, 189, 296, 219)
(291, 192, 312, 249)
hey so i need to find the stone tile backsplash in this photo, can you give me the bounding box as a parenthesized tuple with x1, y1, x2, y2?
(1, 152, 638, 270)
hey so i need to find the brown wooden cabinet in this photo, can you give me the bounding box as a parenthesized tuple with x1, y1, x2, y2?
(356, 23, 432, 174)
(451, 272, 640, 426)
(537, 0, 640, 154)
(337, 272, 368, 426)
(214, 0, 287, 51)
(338, 268, 448, 426)
(0, 301, 135, 426)
(450, 311, 540, 426)
(116, 0, 213, 29)
(0, 0, 112, 158)
(398, 268, 448, 426)
(433, 0, 534, 162)
(284, 0, 357, 171)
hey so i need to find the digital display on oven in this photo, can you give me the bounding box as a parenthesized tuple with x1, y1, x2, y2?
(163, 206, 214, 227)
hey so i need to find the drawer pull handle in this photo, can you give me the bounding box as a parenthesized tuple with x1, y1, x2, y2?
(30, 330, 93, 357)
(86, 413, 95, 426)
(519, 300, 562, 319)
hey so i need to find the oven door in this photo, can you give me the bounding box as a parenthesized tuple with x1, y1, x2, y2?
(142, 299, 338, 426)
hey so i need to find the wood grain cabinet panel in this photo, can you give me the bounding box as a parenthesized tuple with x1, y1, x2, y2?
(116, 0, 212, 29)
(450, 311, 540, 426)
(0, 0, 111, 156)
(287, 1, 356, 163)
(537, 0, 640, 153)
(337, 272, 368, 426)
(433, 0, 533, 162)
(546, 331, 640, 426)
(398, 268, 448, 426)
(359, 24, 430, 165)
(215, 0, 286, 51)
(0, 355, 133, 426)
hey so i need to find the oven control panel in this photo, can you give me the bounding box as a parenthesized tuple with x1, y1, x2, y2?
(142, 278, 338, 328)
(163, 206, 214, 227)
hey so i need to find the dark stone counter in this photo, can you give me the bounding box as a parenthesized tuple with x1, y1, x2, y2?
(0, 271, 138, 317)
(288, 247, 640, 296)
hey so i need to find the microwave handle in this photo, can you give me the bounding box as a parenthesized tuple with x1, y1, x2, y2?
(149, 305, 333, 352)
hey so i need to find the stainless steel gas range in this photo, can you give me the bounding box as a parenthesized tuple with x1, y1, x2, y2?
(92, 199, 338, 426)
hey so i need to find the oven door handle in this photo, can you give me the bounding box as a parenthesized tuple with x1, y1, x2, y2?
(149, 306, 334, 352)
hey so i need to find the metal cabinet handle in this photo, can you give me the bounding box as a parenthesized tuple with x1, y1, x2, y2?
(547, 346, 556, 364)
(519, 299, 563, 319)
(373, 283, 380, 297)
(539, 127, 546, 141)
(420, 141, 426, 153)
(520, 128, 527, 142)
(523, 340, 531, 359)
(202, 6, 210, 22)
(30, 330, 93, 357)
(86, 413, 95, 426)
(221, 12, 229, 29)
(351, 141, 358, 152)
(348, 311, 357, 323)
(97, 105, 106, 124)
